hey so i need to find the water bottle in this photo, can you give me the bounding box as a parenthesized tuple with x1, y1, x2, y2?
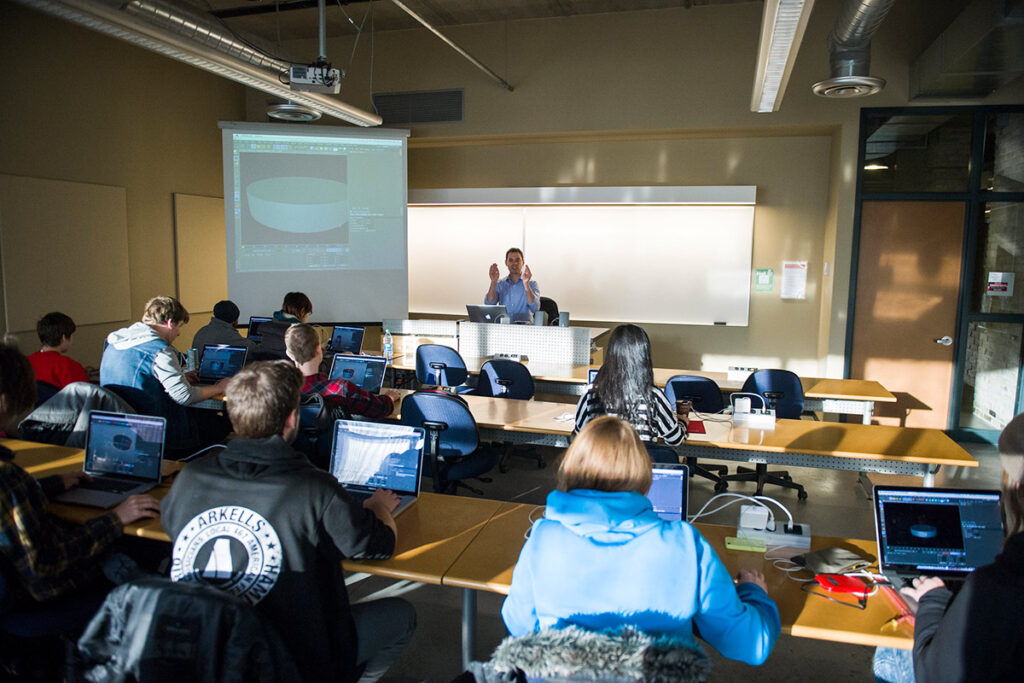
(382, 329, 393, 362)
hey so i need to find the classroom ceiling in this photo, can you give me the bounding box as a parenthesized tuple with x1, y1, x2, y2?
(184, 0, 756, 41)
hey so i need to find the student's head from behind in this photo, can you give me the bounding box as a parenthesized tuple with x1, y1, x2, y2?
(558, 416, 652, 495)
(285, 323, 321, 366)
(142, 296, 190, 343)
(36, 311, 77, 351)
(505, 247, 524, 275)
(0, 344, 36, 434)
(226, 360, 303, 441)
(281, 292, 313, 322)
(595, 324, 654, 403)
(213, 300, 241, 325)
(997, 412, 1024, 537)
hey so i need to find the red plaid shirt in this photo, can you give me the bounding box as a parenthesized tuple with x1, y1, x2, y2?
(302, 372, 394, 419)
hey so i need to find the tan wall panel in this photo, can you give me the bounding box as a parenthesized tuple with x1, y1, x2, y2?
(174, 193, 227, 315)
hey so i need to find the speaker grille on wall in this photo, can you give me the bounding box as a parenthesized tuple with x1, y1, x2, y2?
(373, 89, 464, 125)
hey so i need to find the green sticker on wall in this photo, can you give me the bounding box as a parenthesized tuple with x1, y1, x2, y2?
(754, 268, 774, 292)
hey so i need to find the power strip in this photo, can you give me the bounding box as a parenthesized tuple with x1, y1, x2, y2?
(493, 352, 529, 362)
(733, 409, 776, 429)
(737, 523, 812, 549)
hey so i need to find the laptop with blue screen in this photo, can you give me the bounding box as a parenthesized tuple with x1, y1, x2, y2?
(328, 325, 364, 354)
(54, 411, 166, 509)
(328, 354, 388, 393)
(647, 463, 690, 521)
(329, 420, 425, 517)
(197, 344, 248, 384)
(874, 485, 1003, 587)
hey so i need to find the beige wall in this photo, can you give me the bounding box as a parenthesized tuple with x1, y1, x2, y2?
(0, 3, 246, 366)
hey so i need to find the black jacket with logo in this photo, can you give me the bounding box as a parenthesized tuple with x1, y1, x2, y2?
(162, 435, 395, 683)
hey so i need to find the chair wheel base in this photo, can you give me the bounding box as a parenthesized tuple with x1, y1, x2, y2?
(714, 481, 729, 493)
(798, 489, 809, 501)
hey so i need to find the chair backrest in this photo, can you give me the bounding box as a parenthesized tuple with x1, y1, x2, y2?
(644, 442, 680, 465)
(35, 381, 60, 407)
(662, 375, 725, 414)
(400, 390, 478, 460)
(477, 360, 535, 400)
(539, 297, 559, 326)
(415, 344, 468, 387)
(740, 369, 804, 419)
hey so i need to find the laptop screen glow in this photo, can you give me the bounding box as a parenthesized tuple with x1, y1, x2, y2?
(85, 412, 165, 481)
(329, 421, 424, 497)
(647, 464, 690, 521)
(199, 344, 247, 381)
(328, 354, 387, 393)
(330, 326, 364, 354)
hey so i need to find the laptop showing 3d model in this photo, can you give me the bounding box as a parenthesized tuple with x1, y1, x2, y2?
(329, 420, 425, 517)
(54, 412, 166, 509)
(328, 354, 388, 394)
(197, 344, 248, 384)
(328, 325, 364, 354)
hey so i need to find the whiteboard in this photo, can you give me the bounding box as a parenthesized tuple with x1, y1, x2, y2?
(407, 189, 754, 325)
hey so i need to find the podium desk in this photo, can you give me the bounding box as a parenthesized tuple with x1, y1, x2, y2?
(443, 502, 915, 667)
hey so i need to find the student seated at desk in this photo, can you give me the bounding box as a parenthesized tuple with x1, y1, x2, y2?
(0, 344, 159, 608)
(28, 311, 89, 390)
(574, 324, 685, 446)
(255, 291, 312, 359)
(100, 296, 230, 456)
(161, 361, 415, 683)
(873, 413, 1024, 683)
(285, 323, 398, 420)
(502, 416, 779, 666)
(190, 299, 255, 353)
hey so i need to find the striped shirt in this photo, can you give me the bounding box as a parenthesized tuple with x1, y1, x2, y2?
(573, 387, 685, 445)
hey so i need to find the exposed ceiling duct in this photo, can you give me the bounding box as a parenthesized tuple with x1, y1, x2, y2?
(812, 0, 895, 99)
(13, 0, 382, 126)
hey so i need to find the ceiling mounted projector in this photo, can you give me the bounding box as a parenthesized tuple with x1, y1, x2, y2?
(289, 64, 341, 94)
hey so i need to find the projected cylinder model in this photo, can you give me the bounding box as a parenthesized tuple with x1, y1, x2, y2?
(246, 176, 348, 233)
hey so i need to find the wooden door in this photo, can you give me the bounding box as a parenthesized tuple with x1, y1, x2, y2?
(850, 202, 966, 428)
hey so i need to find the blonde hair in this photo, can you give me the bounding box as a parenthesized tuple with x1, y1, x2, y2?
(141, 296, 189, 326)
(285, 323, 319, 364)
(558, 415, 652, 494)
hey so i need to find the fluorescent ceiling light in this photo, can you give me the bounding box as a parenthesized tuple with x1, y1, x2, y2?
(863, 163, 890, 171)
(751, 0, 816, 113)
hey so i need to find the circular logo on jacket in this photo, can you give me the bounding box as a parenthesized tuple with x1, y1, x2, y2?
(170, 506, 282, 605)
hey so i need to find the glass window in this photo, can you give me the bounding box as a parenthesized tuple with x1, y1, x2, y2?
(961, 321, 1022, 431)
(862, 113, 973, 193)
(970, 201, 1024, 314)
(982, 112, 1024, 192)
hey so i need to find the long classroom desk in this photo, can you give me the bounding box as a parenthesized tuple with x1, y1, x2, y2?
(389, 354, 896, 424)
(391, 391, 976, 488)
(441, 502, 913, 668)
(9, 437, 913, 673)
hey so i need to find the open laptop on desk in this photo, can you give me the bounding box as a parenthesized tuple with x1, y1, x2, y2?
(54, 412, 165, 509)
(466, 304, 508, 323)
(196, 344, 248, 385)
(327, 325, 364, 354)
(329, 420, 425, 517)
(647, 463, 690, 521)
(328, 354, 388, 393)
(246, 315, 272, 343)
(874, 485, 1003, 589)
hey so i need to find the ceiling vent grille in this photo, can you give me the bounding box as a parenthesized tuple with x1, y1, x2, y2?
(373, 89, 464, 125)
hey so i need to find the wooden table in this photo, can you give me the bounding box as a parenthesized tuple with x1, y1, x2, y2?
(443, 502, 915, 667)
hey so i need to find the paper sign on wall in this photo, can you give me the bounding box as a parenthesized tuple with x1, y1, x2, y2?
(754, 268, 774, 292)
(987, 272, 1015, 297)
(780, 261, 807, 300)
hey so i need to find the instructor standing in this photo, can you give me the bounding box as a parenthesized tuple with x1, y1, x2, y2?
(486, 247, 540, 323)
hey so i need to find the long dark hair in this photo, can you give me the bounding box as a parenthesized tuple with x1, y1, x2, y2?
(593, 324, 655, 424)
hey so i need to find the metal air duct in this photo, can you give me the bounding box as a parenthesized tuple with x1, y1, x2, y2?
(812, 0, 895, 98)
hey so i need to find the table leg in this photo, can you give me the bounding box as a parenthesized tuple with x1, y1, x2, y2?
(924, 465, 940, 488)
(862, 401, 874, 425)
(462, 588, 477, 671)
(857, 472, 873, 500)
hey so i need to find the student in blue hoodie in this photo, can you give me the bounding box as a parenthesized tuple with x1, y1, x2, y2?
(501, 415, 780, 666)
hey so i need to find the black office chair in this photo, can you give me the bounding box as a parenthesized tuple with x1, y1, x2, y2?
(400, 390, 496, 495)
(721, 369, 807, 499)
(415, 344, 472, 393)
(34, 381, 60, 408)
(475, 360, 545, 471)
(539, 297, 560, 326)
(293, 393, 350, 469)
(663, 375, 729, 491)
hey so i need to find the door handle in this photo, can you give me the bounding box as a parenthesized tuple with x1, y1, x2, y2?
(935, 335, 953, 346)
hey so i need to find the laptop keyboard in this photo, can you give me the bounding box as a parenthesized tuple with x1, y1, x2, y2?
(76, 478, 137, 493)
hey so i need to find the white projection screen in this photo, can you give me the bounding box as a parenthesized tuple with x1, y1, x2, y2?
(221, 122, 409, 322)
(408, 187, 755, 326)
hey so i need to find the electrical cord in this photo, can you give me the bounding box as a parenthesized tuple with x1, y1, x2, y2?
(687, 491, 794, 528)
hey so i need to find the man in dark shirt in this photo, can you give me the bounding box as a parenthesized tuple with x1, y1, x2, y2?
(161, 360, 415, 683)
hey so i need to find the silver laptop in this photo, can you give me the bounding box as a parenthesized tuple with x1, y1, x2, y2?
(54, 411, 166, 509)
(328, 354, 388, 393)
(197, 344, 248, 384)
(329, 420, 425, 517)
(647, 463, 690, 521)
(874, 485, 1004, 587)
(466, 304, 508, 323)
(328, 325, 364, 354)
